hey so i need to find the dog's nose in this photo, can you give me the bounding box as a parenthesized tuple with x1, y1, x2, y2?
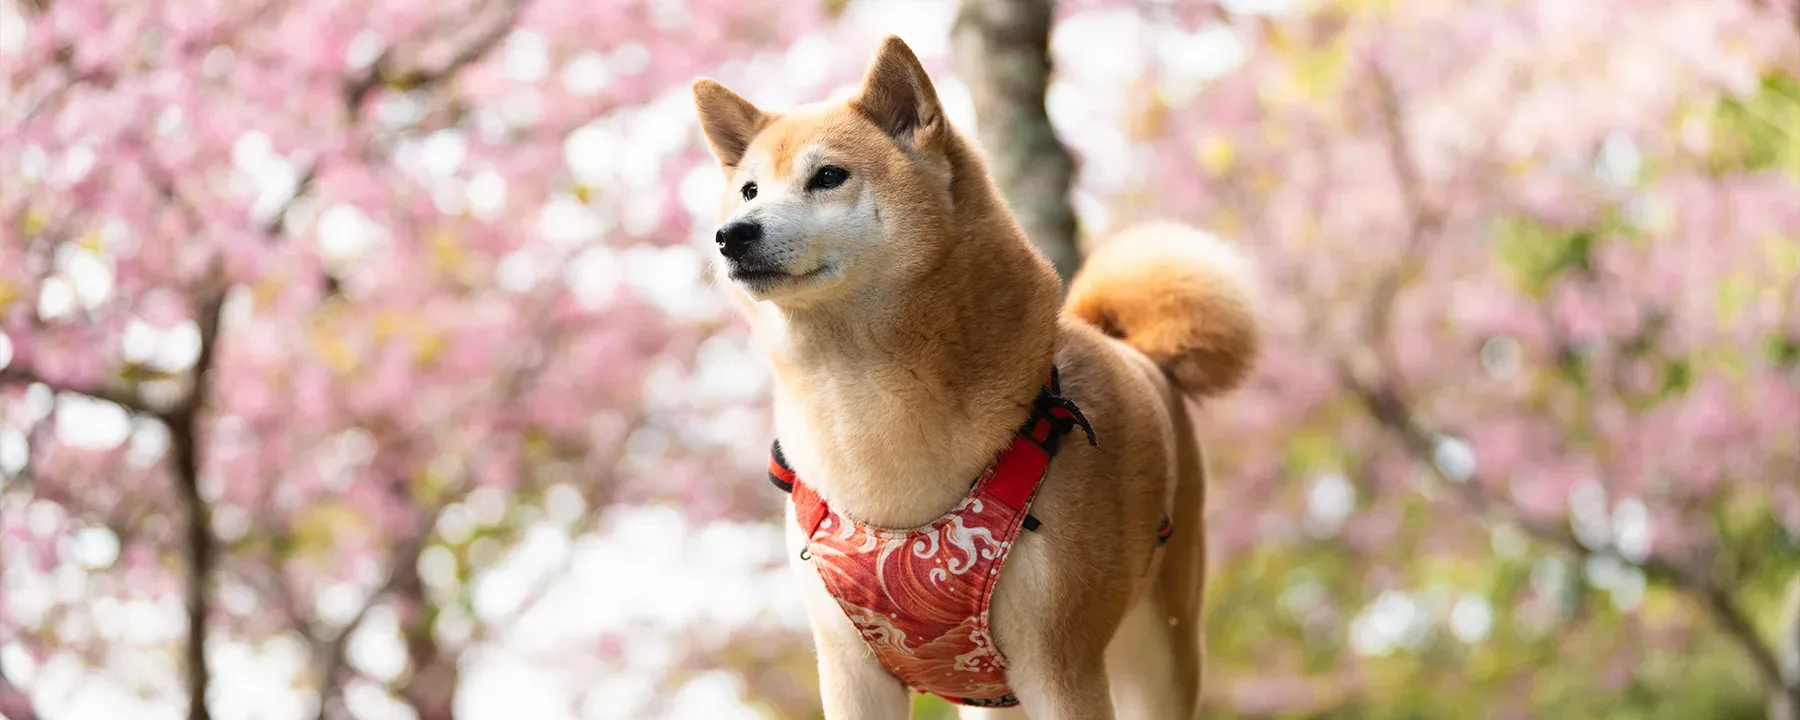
(714, 220, 763, 261)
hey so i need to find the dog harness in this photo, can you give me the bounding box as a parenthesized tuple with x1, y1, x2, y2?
(768, 367, 1173, 707)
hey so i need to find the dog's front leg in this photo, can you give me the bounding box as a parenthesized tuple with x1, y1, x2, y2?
(958, 707, 1027, 719)
(789, 525, 911, 719)
(811, 625, 911, 719)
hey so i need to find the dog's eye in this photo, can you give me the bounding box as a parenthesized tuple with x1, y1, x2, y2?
(741, 182, 757, 201)
(807, 166, 850, 191)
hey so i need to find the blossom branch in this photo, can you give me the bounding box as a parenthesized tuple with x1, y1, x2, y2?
(309, 270, 562, 717)
(1345, 60, 1796, 712)
(310, 532, 428, 720)
(1339, 366, 1795, 710)
(477, 411, 650, 636)
(0, 366, 162, 418)
(223, 3, 533, 714)
(1358, 60, 1448, 360)
(168, 275, 228, 720)
(343, 0, 533, 114)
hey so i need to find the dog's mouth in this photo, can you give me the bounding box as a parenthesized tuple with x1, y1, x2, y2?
(727, 262, 833, 292)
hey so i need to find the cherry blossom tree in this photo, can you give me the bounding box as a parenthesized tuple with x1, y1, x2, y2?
(1037, 0, 1800, 716)
(1, 0, 830, 717)
(3, 0, 1799, 718)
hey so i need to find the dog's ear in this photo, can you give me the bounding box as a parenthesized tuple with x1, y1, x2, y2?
(854, 35, 945, 149)
(692, 79, 767, 168)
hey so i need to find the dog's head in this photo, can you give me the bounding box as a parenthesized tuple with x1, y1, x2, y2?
(690, 36, 955, 306)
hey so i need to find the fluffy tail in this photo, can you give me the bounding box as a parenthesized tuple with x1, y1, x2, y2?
(1064, 222, 1260, 398)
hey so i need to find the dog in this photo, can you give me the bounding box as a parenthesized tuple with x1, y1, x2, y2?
(690, 35, 1259, 719)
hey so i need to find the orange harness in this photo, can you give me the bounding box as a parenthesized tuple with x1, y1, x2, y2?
(768, 368, 1171, 707)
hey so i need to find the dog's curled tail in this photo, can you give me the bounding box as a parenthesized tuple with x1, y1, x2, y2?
(1064, 222, 1260, 398)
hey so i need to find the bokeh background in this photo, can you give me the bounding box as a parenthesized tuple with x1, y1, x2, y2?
(3, 0, 1800, 718)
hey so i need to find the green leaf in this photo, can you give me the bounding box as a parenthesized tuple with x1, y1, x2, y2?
(1492, 219, 1597, 298)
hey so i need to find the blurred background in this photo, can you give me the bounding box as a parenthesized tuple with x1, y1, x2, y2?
(2, 0, 1799, 718)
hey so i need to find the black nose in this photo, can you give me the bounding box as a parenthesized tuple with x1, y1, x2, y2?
(714, 220, 763, 261)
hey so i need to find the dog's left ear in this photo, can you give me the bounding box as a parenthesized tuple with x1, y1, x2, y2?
(693, 79, 767, 168)
(854, 35, 945, 150)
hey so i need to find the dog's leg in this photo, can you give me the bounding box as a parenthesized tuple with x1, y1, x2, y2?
(812, 631, 911, 720)
(1148, 401, 1209, 720)
(801, 589, 910, 719)
(1104, 594, 1184, 720)
(1006, 655, 1116, 720)
(787, 516, 911, 719)
(959, 707, 1028, 719)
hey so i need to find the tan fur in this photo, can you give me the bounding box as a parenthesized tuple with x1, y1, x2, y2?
(1065, 223, 1260, 398)
(692, 36, 1258, 720)
(692, 79, 771, 168)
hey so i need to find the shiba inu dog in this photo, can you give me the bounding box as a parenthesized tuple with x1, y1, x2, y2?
(690, 35, 1258, 719)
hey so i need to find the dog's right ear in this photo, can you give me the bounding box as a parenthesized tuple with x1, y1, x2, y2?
(692, 79, 766, 168)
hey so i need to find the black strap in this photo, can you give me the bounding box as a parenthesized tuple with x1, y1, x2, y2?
(768, 439, 794, 493)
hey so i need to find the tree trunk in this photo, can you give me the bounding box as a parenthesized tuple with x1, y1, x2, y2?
(952, 0, 1081, 283)
(177, 284, 228, 720)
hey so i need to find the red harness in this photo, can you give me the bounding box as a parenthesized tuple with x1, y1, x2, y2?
(768, 368, 1172, 707)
